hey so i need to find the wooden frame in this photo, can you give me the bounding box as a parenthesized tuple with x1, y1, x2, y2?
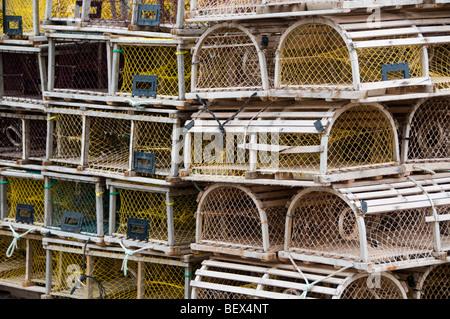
(104, 179, 198, 255)
(181, 100, 402, 185)
(280, 172, 450, 273)
(192, 183, 296, 262)
(42, 237, 203, 299)
(1, 0, 46, 41)
(190, 256, 408, 299)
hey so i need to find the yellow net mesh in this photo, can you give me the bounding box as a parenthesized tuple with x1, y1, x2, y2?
(83, 0, 132, 27)
(194, 27, 263, 90)
(279, 23, 353, 87)
(114, 188, 197, 245)
(50, 0, 79, 20)
(51, 113, 83, 165)
(6, 177, 45, 225)
(407, 97, 449, 161)
(289, 191, 435, 266)
(119, 45, 191, 97)
(327, 105, 396, 170)
(420, 264, 450, 299)
(144, 262, 185, 299)
(2, 0, 45, 35)
(429, 44, 450, 91)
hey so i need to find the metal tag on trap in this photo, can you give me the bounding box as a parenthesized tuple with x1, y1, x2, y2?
(126, 218, 150, 241)
(61, 211, 84, 233)
(15, 203, 34, 224)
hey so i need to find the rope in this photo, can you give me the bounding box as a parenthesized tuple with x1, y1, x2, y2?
(95, 190, 104, 197)
(6, 225, 38, 258)
(119, 240, 153, 276)
(288, 254, 351, 299)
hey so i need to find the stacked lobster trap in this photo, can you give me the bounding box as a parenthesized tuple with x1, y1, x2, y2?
(41, 237, 204, 299)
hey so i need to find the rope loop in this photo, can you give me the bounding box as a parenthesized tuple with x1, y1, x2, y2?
(6, 225, 37, 258)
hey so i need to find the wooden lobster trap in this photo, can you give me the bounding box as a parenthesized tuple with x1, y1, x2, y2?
(104, 179, 198, 255)
(43, 0, 198, 32)
(42, 171, 108, 243)
(0, 44, 47, 108)
(182, 100, 402, 185)
(398, 97, 450, 173)
(273, 12, 450, 102)
(0, 168, 46, 231)
(42, 237, 202, 299)
(397, 262, 450, 299)
(109, 36, 193, 109)
(279, 172, 450, 273)
(0, 228, 46, 293)
(1, 0, 45, 40)
(190, 256, 408, 299)
(192, 183, 296, 262)
(45, 106, 190, 182)
(0, 110, 47, 165)
(185, 0, 424, 22)
(45, 34, 110, 102)
(187, 22, 278, 101)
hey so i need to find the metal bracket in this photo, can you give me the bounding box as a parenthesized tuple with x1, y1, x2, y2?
(314, 120, 325, 133)
(126, 217, 150, 241)
(184, 120, 195, 131)
(381, 62, 410, 81)
(15, 203, 34, 224)
(4, 15, 22, 36)
(61, 211, 84, 233)
(133, 151, 156, 174)
(132, 74, 158, 97)
(136, 4, 161, 26)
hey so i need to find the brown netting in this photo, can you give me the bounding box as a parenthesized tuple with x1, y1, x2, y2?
(0, 116, 23, 161)
(288, 191, 435, 266)
(279, 23, 353, 87)
(340, 275, 406, 299)
(198, 186, 286, 251)
(28, 118, 47, 161)
(2, 52, 42, 98)
(194, 26, 265, 91)
(54, 40, 108, 92)
(407, 97, 449, 161)
(420, 264, 450, 299)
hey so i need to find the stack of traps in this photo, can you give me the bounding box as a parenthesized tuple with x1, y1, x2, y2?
(42, 239, 202, 299)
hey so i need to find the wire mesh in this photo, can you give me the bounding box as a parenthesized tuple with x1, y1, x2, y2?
(193, 26, 265, 91)
(327, 105, 396, 170)
(278, 23, 353, 87)
(54, 40, 108, 92)
(419, 264, 450, 299)
(2, 52, 42, 98)
(113, 188, 197, 245)
(119, 44, 191, 97)
(1, 0, 46, 35)
(429, 44, 450, 91)
(407, 97, 449, 161)
(198, 186, 286, 251)
(50, 113, 83, 165)
(0, 116, 23, 161)
(49, 180, 107, 235)
(288, 191, 435, 267)
(5, 176, 45, 225)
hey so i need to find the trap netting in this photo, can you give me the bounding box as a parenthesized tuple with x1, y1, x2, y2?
(48, 0, 80, 21)
(0, 115, 23, 162)
(277, 22, 423, 89)
(3, 175, 45, 225)
(191, 257, 408, 299)
(53, 40, 109, 93)
(284, 188, 436, 271)
(0, 233, 46, 287)
(81, 0, 132, 28)
(194, 184, 295, 260)
(110, 185, 198, 247)
(406, 97, 449, 162)
(278, 23, 353, 88)
(47, 179, 108, 236)
(1, 52, 42, 99)
(192, 24, 272, 92)
(118, 44, 191, 98)
(1, 0, 45, 35)
(47, 241, 197, 299)
(429, 44, 450, 91)
(416, 264, 450, 299)
(187, 103, 397, 179)
(49, 112, 83, 166)
(191, 0, 261, 17)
